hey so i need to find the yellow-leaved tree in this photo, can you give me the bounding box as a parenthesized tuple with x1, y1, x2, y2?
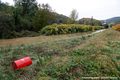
(112, 24, 120, 31)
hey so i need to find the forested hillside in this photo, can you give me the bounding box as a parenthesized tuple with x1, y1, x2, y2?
(104, 17, 120, 24)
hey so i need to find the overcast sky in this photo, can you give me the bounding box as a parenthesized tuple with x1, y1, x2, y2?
(2, 0, 120, 20)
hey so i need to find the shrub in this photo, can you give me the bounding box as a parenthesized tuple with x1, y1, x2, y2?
(41, 24, 103, 35)
(12, 30, 40, 38)
(112, 24, 120, 31)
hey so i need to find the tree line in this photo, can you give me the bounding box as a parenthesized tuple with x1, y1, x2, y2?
(0, 0, 102, 39)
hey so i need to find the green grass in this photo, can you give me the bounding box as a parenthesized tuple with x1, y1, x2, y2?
(0, 29, 120, 80)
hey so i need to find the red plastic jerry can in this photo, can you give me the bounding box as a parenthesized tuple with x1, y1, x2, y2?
(12, 56, 32, 70)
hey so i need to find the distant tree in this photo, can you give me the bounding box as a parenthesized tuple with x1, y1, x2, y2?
(69, 9, 79, 23)
(103, 23, 109, 29)
(0, 14, 15, 38)
(13, 0, 38, 16)
(13, 0, 38, 31)
(53, 12, 70, 24)
(79, 18, 102, 26)
(0, 2, 14, 14)
(32, 4, 56, 31)
(91, 16, 94, 26)
(109, 23, 114, 27)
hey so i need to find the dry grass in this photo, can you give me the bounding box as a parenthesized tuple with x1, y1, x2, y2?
(73, 29, 120, 50)
(0, 32, 90, 47)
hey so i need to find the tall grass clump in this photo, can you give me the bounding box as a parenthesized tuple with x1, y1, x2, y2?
(41, 24, 103, 35)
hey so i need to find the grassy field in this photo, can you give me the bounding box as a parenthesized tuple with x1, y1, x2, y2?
(0, 29, 120, 80)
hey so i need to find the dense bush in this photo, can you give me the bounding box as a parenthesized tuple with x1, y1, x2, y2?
(41, 24, 103, 35)
(15, 30, 40, 37)
(112, 24, 120, 31)
(0, 13, 39, 38)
